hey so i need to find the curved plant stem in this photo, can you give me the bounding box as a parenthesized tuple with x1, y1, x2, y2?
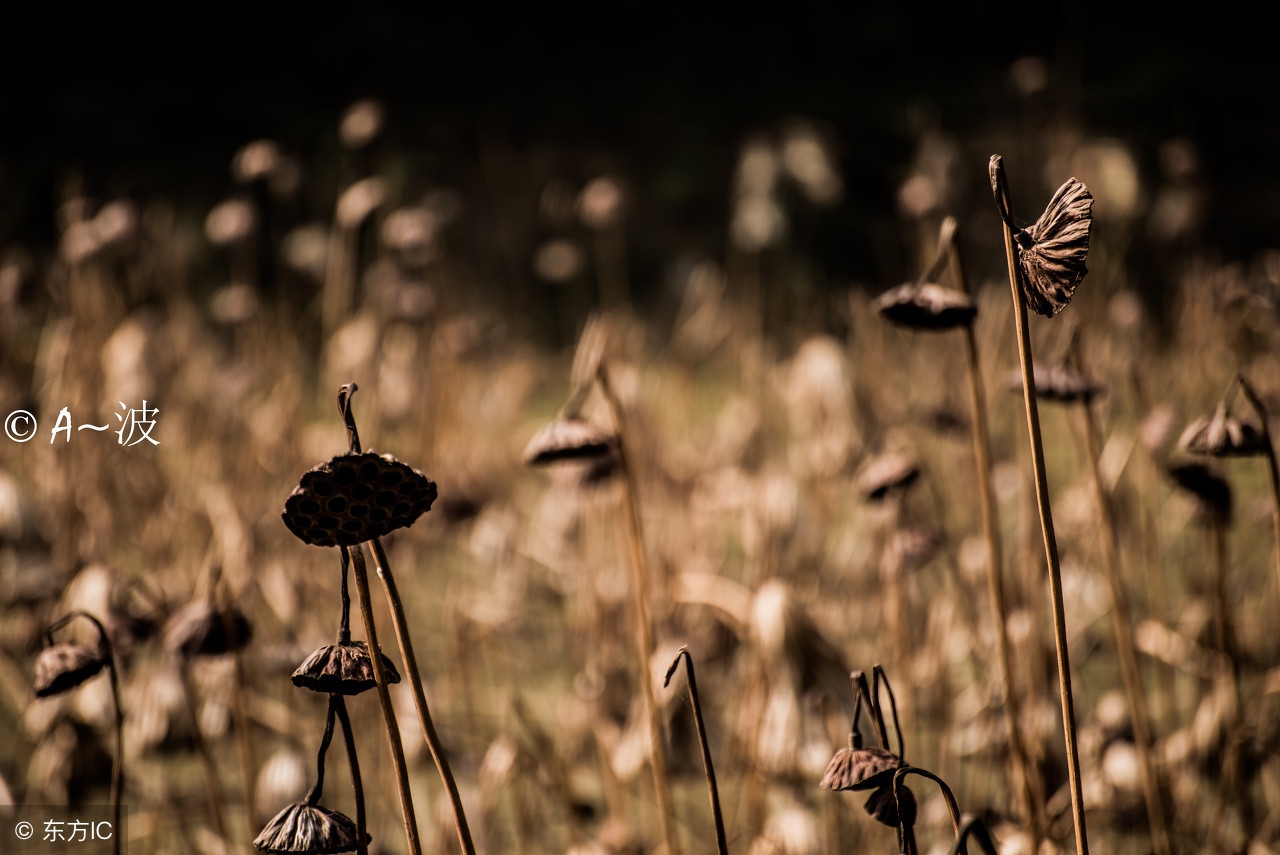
(50, 612, 124, 855)
(332, 695, 369, 855)
(348, 543, 423, 855)
(946, 815, 1000, 855)
(665, 648, 728, 855)
(946, 226, 1043, 844)
(369, 537, 477, 855)
(990, 155, 1089, 855)
(1079, 400, 1171, 855)
(597, 361, 680, 855)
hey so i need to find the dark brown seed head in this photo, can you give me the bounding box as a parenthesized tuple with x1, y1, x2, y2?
(863, 782, 916, 828)
(1179, 408, 1269, 458)
(253, 801, 370, 854)
(873, 282, 977, 331)
(1016, 177, 1094, 317)
(819, 745, 902, 792)
(291, 640, 401, 696)
(282, 452, 438, 548)
(164, 599, 252, 659)
(1009, 362, 1105, 405)
(1166, 462, 1232, 525)
(522, 417, 618, 466)
(855, 452, 919, 502)
(33, 643, 108, 697)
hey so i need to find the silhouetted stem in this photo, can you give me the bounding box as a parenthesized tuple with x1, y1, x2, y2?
(597, 361, 680, 855)
(947, 226, 1043, 843)
(991, 154, 1089, 855)
(348, 543, 422, 855)
(872, 665, 905, 761)
(369, 537, 477, 855)
(1080, 402, 1171, 855)
(946, 815, 1000, 855)
(665, 648, 728, 855)
(333, 696, 368, 855)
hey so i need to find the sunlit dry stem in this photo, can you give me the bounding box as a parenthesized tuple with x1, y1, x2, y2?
(990, 154, 1089, 855)
(665, 648, 728, 855)
(597, 361, 680, 855)
(176, 660, 230, 853)
(944, 223, 1043, 842)
(369, 537, 477, 855)
(1078, 395, 1171, 855)
(348, 543, 423, 855)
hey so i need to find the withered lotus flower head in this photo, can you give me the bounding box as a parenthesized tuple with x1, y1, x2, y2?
(855, 451, 920, 501)
(1008, 362, 1104, 405)
(254, 801, 369, 854)
(1166, 462, 1232, 525)
(990, 156, 1094, 318)
(873, 282, 976, 331)
(283, 452, 438, 547)
(1179, 407, 1268, 458)
(33, 643, 108, 697)
(863, 781, 916, 828)
(164, 599, 252, 659)
(523, 417, 618, 466)
(819, 744, 902, 792)
(291, 640, 401, 695)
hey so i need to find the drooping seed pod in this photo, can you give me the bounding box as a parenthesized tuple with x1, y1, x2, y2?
(253, 801, 369, 854)
(1008, 361, 1105, 405)
(522, 417, 618, 466)
(1166, 462, 1233, 525)
(1010, 177, 1094, 317)
(282, 452, 438, 548)
(854, 451, 920, 502)
(291, 641, 401, 696)
(863, 781, 916, 828)
(1179, 406, 1269, 458)
(164, 599, 252, 659)
(873, 282, 976, 331)
(819, 743, 902, 792)
(33, 643, 109, 697)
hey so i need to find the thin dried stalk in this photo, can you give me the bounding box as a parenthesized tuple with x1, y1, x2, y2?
(990, 154, 1089, 855)
(946, 226, 1043, 843)
(1080, 400, 1171, 855)
(348, 543, 423, 855)
(665, 648, 728, 855)
(368, 537, 477, 855)
(597, 360, 680, 855)
(332, 695, 368, 855)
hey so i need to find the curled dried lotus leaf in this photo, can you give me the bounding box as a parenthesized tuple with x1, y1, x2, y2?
(283, 452, 438, 547)
(1018, 178, 1094, 317)
(819, 746, 901, 792)
(863, 781, 916, 828)
(523, 418, 617, 466)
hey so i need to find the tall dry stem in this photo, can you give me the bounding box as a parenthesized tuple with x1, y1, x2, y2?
(945, 222, 1043, 842)
(1079, 391, 1171, 855)
(990, 154, 1089, 855)
(596, 360, 680, 855)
